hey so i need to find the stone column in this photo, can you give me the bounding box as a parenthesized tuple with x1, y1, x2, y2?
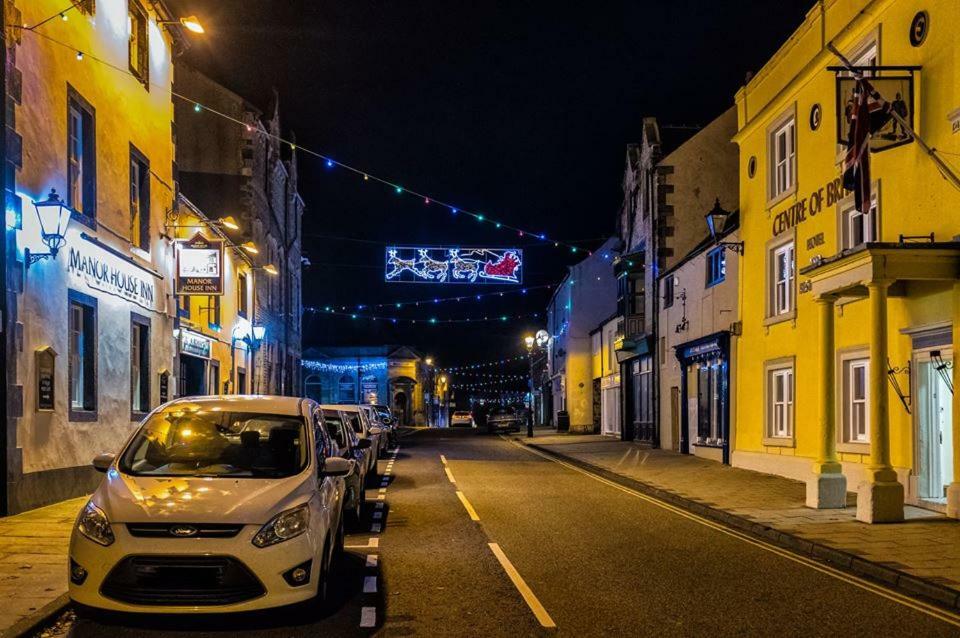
(856, 280, 904, 523)
(807, 296, 846, 508)
(946, 281, 960, 518)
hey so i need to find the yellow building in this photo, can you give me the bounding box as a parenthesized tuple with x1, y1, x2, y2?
(733, 0, 960, 522)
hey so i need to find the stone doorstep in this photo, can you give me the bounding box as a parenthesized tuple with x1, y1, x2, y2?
(522, 440, 960, 612)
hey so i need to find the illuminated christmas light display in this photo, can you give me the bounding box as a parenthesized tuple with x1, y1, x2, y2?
(302, 360, 388, 374)
(385, 247, 523, 284)
(440, 355, 527, 371)
(304, 306, 540, 324)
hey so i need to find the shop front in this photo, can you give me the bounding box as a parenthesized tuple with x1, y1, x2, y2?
(676, 333, 731, 464)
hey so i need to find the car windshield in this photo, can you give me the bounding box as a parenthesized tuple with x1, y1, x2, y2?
(454, 412, 470, 416)
(490, 407, 514, 417)
(119, 406, 308, 478)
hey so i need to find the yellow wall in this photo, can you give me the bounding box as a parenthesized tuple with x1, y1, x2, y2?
(734, 0, 960, 478)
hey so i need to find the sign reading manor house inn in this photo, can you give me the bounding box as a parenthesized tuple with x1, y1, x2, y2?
(66, 240, 158, 311)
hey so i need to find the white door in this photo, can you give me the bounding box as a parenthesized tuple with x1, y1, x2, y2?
(917, 352, 954, 502)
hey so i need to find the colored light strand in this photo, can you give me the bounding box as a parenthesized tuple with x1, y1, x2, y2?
(327, 283, 555, 313)
(17, 28, 599, 257)
(440, 355, 527, 372)
(305, 306, 541, 325)
(446, 372, 527, 380)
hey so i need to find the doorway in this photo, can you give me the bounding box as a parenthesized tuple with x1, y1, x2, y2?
(916, 350, 953, 505)
(179, 354, 207, 397)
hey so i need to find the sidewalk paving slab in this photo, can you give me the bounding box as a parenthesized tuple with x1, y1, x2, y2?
(0, 497, 85, 638)
(516, 431, 960, 611)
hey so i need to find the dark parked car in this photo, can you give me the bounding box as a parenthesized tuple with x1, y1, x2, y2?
(486, 406, 523, 433)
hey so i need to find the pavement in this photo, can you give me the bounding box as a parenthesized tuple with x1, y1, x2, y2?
(14, 428, 960, 636)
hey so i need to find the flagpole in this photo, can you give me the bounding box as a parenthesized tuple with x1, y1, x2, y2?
(827, 42, 960, 193)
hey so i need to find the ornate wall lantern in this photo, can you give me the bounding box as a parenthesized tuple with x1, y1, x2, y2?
(26, 189, 73, 268)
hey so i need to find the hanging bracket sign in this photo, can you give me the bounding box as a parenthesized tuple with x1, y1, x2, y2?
(176, 233, 224, 295)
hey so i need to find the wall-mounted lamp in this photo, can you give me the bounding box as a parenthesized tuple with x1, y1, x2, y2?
(240, 241, 259, 255)
(25, 189, 73, 269)
(705, 198, 744, 255)
(261, 264, 279, 276)
(159, 15, 205, 34)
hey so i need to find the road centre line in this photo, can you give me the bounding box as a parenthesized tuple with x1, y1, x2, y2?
(444, 467, 456, 483)
(488, 543, 557, 629)
(345, 537, 379, 549)
(508, 438, 960, 628)
(363, 576, 378, 593)
(455, 490, 481, 521)
(360, 606, 376, 628)
(366, 554, 378, 567)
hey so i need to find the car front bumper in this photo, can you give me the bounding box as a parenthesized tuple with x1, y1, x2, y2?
(69, 523, 324, 613)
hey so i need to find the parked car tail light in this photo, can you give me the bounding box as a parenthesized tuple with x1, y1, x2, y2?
(77, 501, 115, 547)
(252, 504, 309, 548)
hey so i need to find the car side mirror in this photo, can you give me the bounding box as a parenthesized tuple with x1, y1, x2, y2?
(356, 438, 372, 450)
(92, 453, 116, 473)
(369, 426, 383, 435)
(322, 457, 354, 478)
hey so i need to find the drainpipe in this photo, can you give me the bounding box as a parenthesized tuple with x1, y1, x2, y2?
(0, 0, 9, 516)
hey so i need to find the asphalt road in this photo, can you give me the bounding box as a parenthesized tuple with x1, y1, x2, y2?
(39, 428, 960, 637)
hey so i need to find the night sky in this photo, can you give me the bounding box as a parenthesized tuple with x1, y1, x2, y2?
(167, 1, 812, 370)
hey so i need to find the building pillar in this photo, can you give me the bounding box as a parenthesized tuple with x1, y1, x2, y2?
(807, 296, 846, 508)
(856, 280, 904, 523)
(946, 281, 960, 518)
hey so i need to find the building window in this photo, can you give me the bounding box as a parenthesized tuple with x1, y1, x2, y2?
(663, 276, 675, 308)
(338, 374, 356, 403)
(238, 272, 248, 318)
(130, 314, 150, 415)
(209, 359, 220, 396)
(237, 368, 246, 394)
(840, 191, 879, 251)
(206, 295, 221, 329)
(768, 113, 796, 201)
(128, 0, 149, 86)
(67, 88, 96, 224)
(766, 364, 794, 439)
(768, 239, 795, 318)
(706, 247, 726, 287)
(178, 294, 190, 318)
(69, 291, 97, 420)
(129, 146, 150, 251)
(71, 0, 95, 15)
(842, 357, 870, 444)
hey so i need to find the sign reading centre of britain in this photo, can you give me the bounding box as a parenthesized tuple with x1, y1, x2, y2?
(176, 232, 224, 295)
(385, 247, 523, 284)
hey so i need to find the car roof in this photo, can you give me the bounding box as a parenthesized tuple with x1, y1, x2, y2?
(320, 403, 360, 413)
(162, 395, 306, 416)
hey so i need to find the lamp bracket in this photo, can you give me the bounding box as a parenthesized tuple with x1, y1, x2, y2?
(24, 248, 57, 269)
(717, 241, 745, 255)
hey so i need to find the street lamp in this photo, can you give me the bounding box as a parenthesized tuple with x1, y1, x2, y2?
(26, 189, 73, 269)
(240, 241, 259, 255)
(230, 322, 266, 394)
(425, 357, 434, 366)
(524, 335, 535, 352)
(159, 15, 205, 34)
(705, 198, 744, 255)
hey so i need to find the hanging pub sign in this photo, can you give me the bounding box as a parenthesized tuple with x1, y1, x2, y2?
(35, 346, 56, 411)
(180, 330, 212, 359)
(385, 246, 523, 284)
(159, 370, 170, 404)
(833, 67, 917, 153)
(176, 233, 224, 295)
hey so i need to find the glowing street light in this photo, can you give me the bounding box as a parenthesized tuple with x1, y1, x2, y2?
(240, 241, 259, 254)
(160, 15, 205, 34)
(26, 188, 73, 269)
(219, 215, 240, 230)
(262, 264, 279, 276)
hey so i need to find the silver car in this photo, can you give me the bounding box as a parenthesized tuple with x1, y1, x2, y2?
(323, 405, 382, 482)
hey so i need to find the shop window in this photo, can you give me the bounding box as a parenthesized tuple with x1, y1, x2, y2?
(767, 238, 795, 319)
(697, 360, 726, 444)
(130, 314, 150, 415)
(238, 272, 248, 318)
(67, 88, 96, 224)
(840, 189, 879, 251)
(767, 111, 796, 202)
(766, 363, 794, 440)
(69, 291, 97, 420)
(129, 146, 150, 251)
(663, 276, 675, 308)
(706, 247, 726, 287)
(128, 0, 149, 86)
(842, 357, 870, 444)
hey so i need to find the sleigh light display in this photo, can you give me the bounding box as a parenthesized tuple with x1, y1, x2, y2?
(385, 247, 523, 284)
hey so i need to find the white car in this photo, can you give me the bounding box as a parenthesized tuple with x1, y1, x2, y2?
(324, 404, 383, 480)
(451, 411, 475, 427)
(68, 395, 353, 614)
(360, 404, 391, 456)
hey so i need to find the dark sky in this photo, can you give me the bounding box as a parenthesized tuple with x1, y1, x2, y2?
(167, 0, 812, 371)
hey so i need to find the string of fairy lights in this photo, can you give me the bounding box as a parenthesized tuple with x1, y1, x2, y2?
(440, 355, 527, 372)
(305, 307, 542, 324)
(12, 24, 599, 257)
(446, 372, 526, 379)
(330, 283, 555, 312)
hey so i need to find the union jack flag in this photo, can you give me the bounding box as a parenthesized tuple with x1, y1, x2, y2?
(842, 77, 893, 214)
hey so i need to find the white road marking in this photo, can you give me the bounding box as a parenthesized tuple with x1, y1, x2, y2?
(360, 606, 376, 628)
(375, 502, 384, 510)
(363, 576, 377, 593)
(369, 537, 379, 548)
(371, 523, 382, 533)
(378, 488, 387, 494)
(366, 554, 378, 568)
(488, 543, 556, 628)
(377, 494, 386, 500)
(345, 538, 379, 549)
(456, 490, 480, 521)
(373, 511, 383, 520)
(444, 467, 456, 483)
(509, 438, 960, 629)
(440, 454, 448, 465)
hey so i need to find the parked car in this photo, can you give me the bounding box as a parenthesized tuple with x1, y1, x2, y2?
(373, 404, 398, 447)
(359, 404, 390, 457)
(324, 404, 382, 483)
(69, 396, 354, 614)
(486, 406, 523, 433)
(323, 408, 373, 526)
(451, 411, 475, 428)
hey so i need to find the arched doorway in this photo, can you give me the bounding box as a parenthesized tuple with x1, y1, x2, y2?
(304, 375, 323, 403)
(394, 392, 408, 425)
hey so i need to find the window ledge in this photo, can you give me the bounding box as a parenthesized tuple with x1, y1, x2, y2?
(130, 411, 149, 422)
(763, 436, 795, 448)
(837, 442, 870, 455)
(69, 409, 98, 423)
(763, 309, 797, 327)
(766, 184, 798, 211)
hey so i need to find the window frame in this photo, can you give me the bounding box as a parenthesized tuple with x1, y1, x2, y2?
(662, 275, 675, 308)
(763, 358, 795, 446)
(66, 85, 97, 228)
(128, 0, 149, 87)
(705, 247, 726, 288)
(130, 312, 150, 419)
(765, 231, 797, 325)
(766, 106, 797, 206)
(129, 144, 150, 252)
(837, 349, 871, 452)
(838, 182, 881, 252)
(68, 289, 98, 422)
(237, 272, 248, 319)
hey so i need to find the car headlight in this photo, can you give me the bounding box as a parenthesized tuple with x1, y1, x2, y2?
(252, 504, 309, 548)
(77, 502, 115, 547)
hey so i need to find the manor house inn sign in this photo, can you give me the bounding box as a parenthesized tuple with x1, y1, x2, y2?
(66, 239, 158, 311)
(771, 176, 850, 236)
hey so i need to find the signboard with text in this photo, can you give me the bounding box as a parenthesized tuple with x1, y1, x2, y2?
(176, 233, 224, 295)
